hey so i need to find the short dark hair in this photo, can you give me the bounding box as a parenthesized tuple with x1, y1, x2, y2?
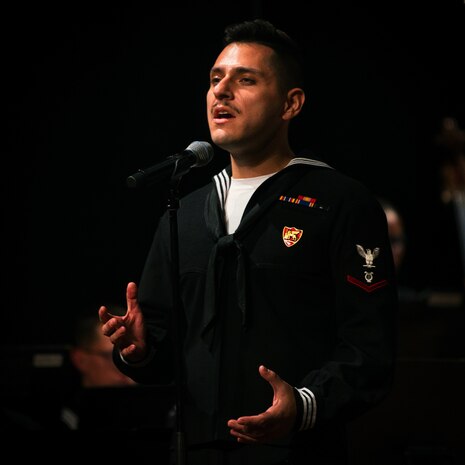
(223, 19, 305, 90)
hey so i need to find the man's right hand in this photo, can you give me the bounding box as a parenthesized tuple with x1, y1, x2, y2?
(99, 282, 148, 363)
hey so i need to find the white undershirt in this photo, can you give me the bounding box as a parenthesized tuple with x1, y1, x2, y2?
(224, 173, 275, 234)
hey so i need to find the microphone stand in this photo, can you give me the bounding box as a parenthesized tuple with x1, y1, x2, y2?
(127, 156, 204, 465)
(167, 174, 187, 465)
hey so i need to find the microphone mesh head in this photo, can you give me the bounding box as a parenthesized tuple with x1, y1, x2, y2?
(186, 141, 214, 167)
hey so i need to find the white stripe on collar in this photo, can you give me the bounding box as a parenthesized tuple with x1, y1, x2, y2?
(287, 157, 333, 169)
(213, 168, 231, 209)
(212, 158, 332, 209)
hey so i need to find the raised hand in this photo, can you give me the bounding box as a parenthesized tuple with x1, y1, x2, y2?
(98, 282, 147, 363)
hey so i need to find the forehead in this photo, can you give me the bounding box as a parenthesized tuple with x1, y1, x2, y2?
(211, 42, 275, 73)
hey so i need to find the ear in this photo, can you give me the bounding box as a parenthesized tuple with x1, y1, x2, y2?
(282, 88, 305, 121)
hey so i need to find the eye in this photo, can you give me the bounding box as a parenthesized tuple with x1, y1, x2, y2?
(210, 76, 221, 86)
(240, 77, 255, 85)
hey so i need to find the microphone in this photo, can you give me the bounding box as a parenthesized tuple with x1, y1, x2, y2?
(126, 141, 214, 188)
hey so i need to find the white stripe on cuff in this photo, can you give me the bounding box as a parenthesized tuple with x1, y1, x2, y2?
(296, 387, 317, 430)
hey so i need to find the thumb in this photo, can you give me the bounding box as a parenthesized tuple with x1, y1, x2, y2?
(259, 365, 281, 389)
(126, 282, 139, 313)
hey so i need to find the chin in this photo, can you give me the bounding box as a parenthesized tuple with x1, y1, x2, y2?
(211, 132, 235, 152)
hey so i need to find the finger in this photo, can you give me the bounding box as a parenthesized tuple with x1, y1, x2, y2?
(98, 305, 111, 323)
(259, 365, 278, 382)
(229, 429, 260, 444)
(126, 282, 138, 312)
(229, 419, 265, 441)
(101, 314, 123, 337)
(109, 324, 127, 345)
(229, 415, 269, 436)
(259, 365, 284, 393)
(120, 343, 138, 359)
(235, 414, 267, 427)
(232, 416, 285, 444)
(99, 306, 122, 326)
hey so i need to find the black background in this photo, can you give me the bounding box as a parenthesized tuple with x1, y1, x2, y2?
(4, 1, 465, 345)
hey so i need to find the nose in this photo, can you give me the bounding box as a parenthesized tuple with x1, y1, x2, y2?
(213, 77, 233, 100)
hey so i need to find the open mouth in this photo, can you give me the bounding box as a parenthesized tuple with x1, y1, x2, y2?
(214, 109, 234, 119)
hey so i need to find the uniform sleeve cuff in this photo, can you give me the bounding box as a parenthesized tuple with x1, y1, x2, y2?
(293, 386, 317, 431)
(119, 345, 156, 367)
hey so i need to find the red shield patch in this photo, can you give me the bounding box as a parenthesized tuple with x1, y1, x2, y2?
(282, 226, 303, 247)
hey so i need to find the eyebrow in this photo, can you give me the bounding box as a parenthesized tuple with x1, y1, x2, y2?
(210, 66, 263, 76)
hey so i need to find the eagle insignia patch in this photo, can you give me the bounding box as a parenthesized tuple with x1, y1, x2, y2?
(356, 244, 380, 268)
(347, 244, 388, 292)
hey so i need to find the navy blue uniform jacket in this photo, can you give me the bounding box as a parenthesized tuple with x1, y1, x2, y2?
(115, 158, 398, 460)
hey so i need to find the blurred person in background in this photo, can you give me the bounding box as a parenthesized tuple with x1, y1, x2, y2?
(435, 116, 465, 292)
(68, 312, 137, 388)
(377, 197, 420, 307)
(61, 311, 137, 430)
(378, 198, 407, 275)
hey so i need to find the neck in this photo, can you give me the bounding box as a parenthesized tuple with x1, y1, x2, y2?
(230, 148, 294, 179)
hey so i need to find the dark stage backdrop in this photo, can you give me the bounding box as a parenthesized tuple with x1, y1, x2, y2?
(4, 2, 465, 345)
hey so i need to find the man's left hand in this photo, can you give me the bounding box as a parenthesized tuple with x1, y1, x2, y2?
(227, 365, 296, 444)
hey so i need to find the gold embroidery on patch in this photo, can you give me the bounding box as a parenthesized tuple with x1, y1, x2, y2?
(282, 226, 303, 247)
